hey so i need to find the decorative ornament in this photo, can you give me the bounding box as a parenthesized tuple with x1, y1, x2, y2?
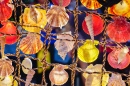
(108, 73, 126, 86)
(0, 75, 18, 86)
(83, 64, 109, 86)
(49, 64, 68, 85)
(0, 1, 13, 21)
(52, 0, 71, 7)
(78, 39, 99, 63)
(21, 58, 32, 74)
(107, 47, 130, 69)
(46, 5, 69, 28)
(54, 31, 74, 60)
(82, 14, 104, 36)
(108, 0, 130, 17)
(106, 17, 130, 43)
(80, 0, 102, 10)
(0, 36, 14, 77)
(97, 0, 121, 7)
(25, 69, 35, 86)
(19, 33, 43, 54)
(0, 22, 19, 44)
(20, 4, 47, 33)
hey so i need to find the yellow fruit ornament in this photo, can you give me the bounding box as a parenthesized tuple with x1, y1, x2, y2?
(78, 39, 99, 63)
(20, 4, 47, 33)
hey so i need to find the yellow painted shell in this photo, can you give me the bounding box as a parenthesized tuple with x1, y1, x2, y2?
(0, 59, 14, 77)
(49, 64, 69, 85)
(0, 75, 18, 86)
(80, 0, 102, 10)
(83, 64, 109, 86)
(20, 4, 47, 33)
(19, 33, 43, 54)
(46, 5, 69, 28)
(78, 39, 99, 63)
(108, 0, 130, 17)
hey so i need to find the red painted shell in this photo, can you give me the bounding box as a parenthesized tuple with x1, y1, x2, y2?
(0, 3, 12, 21)
(107, 49, 130, 69)
(0, 22, 19, 44)
(52, 0, 71, 7)
(0, 0, 10, 3)
(106, 17, 130, 43)
(82, 14, 104, 36)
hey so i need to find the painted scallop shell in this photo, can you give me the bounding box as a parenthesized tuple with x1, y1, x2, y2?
(0, 75, 18, 86)
(0, 22, 19, 44)
(80, 0, 102, 10)
(78, 40, 99, 63)
(55, 31, 74, 60)
(19, 33, 43, 54)
(108, 73, 126, 86)
(83, 64, 109, 86)
(107, 48, 130, 69)
(0, 0, 10, 3)
(0, 59, 14, 77)
(22, 58, 32, 74)
(108, 0, 130, 16)
(46, 5, 69, 28)
(0, 3, 12, 21)
(106, 17, 130, 43)
(49, 64, 69, 85)
(52, 0, 71, 7)
(20, 4, 47, 33)
(82, 14, 104, 36)
(97, 0, 121, 7)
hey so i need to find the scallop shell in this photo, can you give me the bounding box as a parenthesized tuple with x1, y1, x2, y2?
(19, 33, 43, 54)
(108, 73, 126, 86)
(0, 0, 10, 3)
(82, 14, 104, 36)
(54, 31, 74, 60)
(78, 40, 99, 63)
(46, 5, 69, 28)
(20, 4, 47, 33)
(106, 17, 130, 43)
(52, 0, 71, 7)
(107, 48, 130, 69)
(80, 0, 102, 10)
(0, 75, 18, 86)
(108, 0, 130, 16)
(0, 59, 14, 77)
(22, 58, 32, 74)
(83, 73, 109, 86)
(0, 3, 12, 21)
(49, 64, 69, 85)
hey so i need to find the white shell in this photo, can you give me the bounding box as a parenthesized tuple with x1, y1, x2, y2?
(54, 31, 74, 60)
(22, 58, 32, 74)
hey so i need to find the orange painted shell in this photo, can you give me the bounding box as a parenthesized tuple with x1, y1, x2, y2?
(106, 17, 130, 43)
(108, 0, 130, 17)
(49, 64, 68, 85)
(20, 5, 47, 33)
(80, 0, 102, 10)
(0, 58, 14, 77)
(0, 3, 12, 21)
(108, 73, 126, 86)
(0, 22, 19, 44)
(0, 0, 10, 3)
(19, 33, 43, 54)
(107, 48, 130, 69)
(46, 5, 69, 28)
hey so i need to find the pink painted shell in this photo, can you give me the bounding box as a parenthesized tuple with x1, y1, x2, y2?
(49, 64, 68, 85)
(46, 5, 69, 28)
(0, 58, 14, 77)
